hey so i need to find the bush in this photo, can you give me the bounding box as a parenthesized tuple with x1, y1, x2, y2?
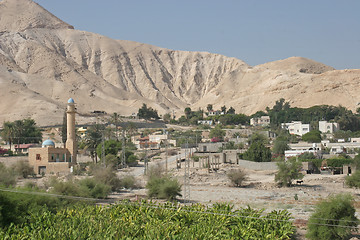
(50, 177, 111, 199)
(307, 194, 358, 240)
(345, 171, 360, 188)
(0, 163, 16, 187)
(275, 158, 304, 187)
(146, 164, 181, 200)
(92, 166, 122, 191)
(119, 175, 139, 189)
(12, 161, 34, 178)
(146, 176, 182, 200)
(227, 169, 247, 187)
(78, 178, 111, 199)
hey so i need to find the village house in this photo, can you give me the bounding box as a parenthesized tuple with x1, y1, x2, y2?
(281, 121, 311, 136)
(285, 142, 323, 159)
(207, 110, 225, 116)
(14, 143, 39, 154)
(250, 116, 270, 127)
(131, 133, 176, 150)
(318, 121, 339, 134)
(28, 98, 77, 175)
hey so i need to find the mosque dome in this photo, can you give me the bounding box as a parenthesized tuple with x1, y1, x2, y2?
(68, 98, 75, 104)
(42, 139, 55, 147)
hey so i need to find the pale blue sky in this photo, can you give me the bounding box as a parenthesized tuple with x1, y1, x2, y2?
(34, 0, 360, 70)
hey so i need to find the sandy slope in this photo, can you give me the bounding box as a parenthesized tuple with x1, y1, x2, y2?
(0, 0, 359, 126)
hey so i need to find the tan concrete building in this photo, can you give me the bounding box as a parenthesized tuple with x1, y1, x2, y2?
(29, 98, 77, 175)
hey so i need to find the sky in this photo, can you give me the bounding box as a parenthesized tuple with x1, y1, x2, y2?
(34, 0, 360, 70)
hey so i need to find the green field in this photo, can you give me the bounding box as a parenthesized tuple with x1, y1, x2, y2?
(1, 201, 294, 239)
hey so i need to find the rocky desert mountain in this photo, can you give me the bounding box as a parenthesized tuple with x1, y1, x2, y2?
(0, 0, 359, 126)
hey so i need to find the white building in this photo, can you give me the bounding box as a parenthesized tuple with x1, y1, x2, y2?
(197, 120, 213, 125)
(285, 142, 322, 159)
(250, 116, 270, 127)
(318, 121, 339, 134)
(281, 121, 311, 136)
(321, 140, 360, 155)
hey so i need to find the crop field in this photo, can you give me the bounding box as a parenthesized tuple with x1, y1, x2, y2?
(0, 201, 295, 239)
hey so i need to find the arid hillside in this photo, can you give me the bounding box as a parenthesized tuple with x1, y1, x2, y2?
(0, 0, 359, 126)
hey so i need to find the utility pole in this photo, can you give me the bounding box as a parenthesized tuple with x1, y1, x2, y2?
(165, 131, 168, 174)
(144, 149, 148, 175)
(183, 140, 190, 204)
(101, 133, 105, 167)
(121, 130, 126, 168)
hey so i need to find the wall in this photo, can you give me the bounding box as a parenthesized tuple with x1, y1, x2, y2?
(237, 159, 278, 171)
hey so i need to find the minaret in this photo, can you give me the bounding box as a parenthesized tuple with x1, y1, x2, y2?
(66, 98, 77, 163)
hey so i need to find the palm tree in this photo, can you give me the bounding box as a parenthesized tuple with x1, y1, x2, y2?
(1, 121, 15, 150)
(84, 124, 104, 163)
(110, 113, 121, 141)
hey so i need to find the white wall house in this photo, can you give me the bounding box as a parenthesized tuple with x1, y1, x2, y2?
(285, 142, 322, 159)
(318, 121, 339, 133)
(281, 121, 311, 136)
(250, 116, 270, 127)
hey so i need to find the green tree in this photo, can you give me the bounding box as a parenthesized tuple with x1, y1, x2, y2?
(307, 194, 358, 240)
(5, 119, 42, 147)
(184, 107, 192, 119)
(1, 121, 15, 150)
(209, 125, 225, 141)
(96, 139, 122, 161)
(138, 104, 159, 120)
(227, 107, 235, 114)
(275, 158, 303, 187)
(242, 141, 272, 162)
(221, 105, 226, 113)
(272, 137, 289, 155)
(61, 110, 67, 144)
(162, 113, 171, 123)
(302, 130, 322, 143)
(84, 124, 104, 163)
(206, 104, 213, 112)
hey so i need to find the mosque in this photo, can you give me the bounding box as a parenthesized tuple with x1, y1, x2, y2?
(29, 98, 77, 175)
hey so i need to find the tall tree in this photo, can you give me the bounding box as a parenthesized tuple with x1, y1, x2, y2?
(110, 112, 121, 141)
(84, 124, 104, 163)
(61, 109, 67, 144)
(227, 107, 235, 114)
(1, 121, 15, 150)
(184, 107, 192, 119)
(206, 104, 213, 112)
(221, 105, 226, 113)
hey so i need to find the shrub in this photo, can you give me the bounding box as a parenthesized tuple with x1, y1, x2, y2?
(227, 169, 247, 187)
(0, 163, 16, 187)
(92, 166, 122, 191)
(12, 161, 34, 178)
(78, 178, 111, 199)
(275, 158, 304, 187)
(119, 175, 139, 189)
(345, 171, 360, 188)
(51, 179, 82, 197)
(146, 176, 182, 200)
(146, 164, 181, 200)
(306, 194, 358, 240)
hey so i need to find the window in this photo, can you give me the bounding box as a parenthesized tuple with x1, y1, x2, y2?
(51, 154, 54, 161)
(36, 154, 41, 160)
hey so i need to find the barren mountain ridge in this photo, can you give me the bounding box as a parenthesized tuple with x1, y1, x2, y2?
(0, 0, 359, 126)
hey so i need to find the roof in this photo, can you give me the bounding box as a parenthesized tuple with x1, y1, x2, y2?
(42, 139, 55, 147)
(68, 98, 75, 104)
(14, 144, 36, 149)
